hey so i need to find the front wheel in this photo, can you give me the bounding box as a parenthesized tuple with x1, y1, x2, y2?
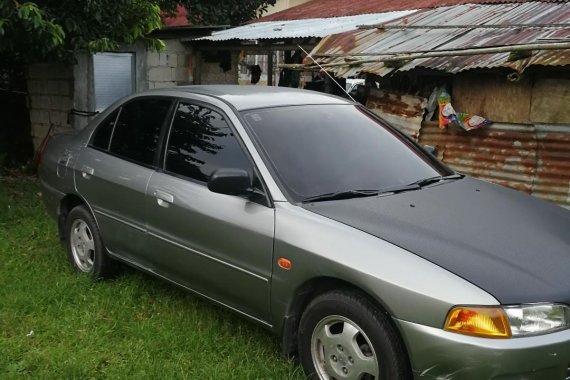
(65, 205, 118, 279)
(298, 290, 411, 380)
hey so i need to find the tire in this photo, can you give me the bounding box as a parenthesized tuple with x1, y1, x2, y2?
(298, 290, 411, 380)
(65, 205, 118, 279)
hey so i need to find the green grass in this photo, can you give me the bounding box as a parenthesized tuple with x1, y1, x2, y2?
(0, 176, 304, 379)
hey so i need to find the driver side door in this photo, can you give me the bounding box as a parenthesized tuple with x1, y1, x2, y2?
(143, 100, 275, 323)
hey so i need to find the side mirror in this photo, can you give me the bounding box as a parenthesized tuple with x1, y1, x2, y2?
(208, 168, 251, 196)
(423, 144, 438, 157)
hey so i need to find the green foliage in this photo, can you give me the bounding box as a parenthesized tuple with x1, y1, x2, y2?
(0, 177, 305, 379)
(0, 0, 276, 64)
(181, 0, 277, 26)
(0, 0, 169, 63)
(0, 2, 64, 62)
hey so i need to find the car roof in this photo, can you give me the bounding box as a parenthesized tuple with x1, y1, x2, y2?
(152, 85, 351, 111)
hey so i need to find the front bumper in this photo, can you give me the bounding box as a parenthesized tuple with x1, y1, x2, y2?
(395, 318, 570, 380)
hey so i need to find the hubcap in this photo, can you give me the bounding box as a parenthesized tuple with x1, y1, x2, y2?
(311, 315, 379, 380)
(70, 219, 95, 272)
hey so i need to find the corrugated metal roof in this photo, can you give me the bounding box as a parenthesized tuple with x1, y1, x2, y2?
(310, 2, 570, 76)
(253, 0, 568, 22)
(193, 11, 416, 41)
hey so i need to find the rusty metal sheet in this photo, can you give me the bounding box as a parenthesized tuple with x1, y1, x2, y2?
(534, 124, 570, 207)
(253, 0, 567, 23)
(366, 88, 427, 140)
(418, 122, 570, 209)
(310, 2, 570, 77)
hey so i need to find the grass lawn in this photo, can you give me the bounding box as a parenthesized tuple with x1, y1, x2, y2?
(0, 176, 304, 379)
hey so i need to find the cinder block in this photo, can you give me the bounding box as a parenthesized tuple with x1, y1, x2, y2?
(159, 53, 168, 66)
(29, 95, 41, 108)
(151, 67, 173, 82)
(32, 123, 51, 140)
(27, 64, 50, 79)
(51, 95, 72, 111)
(177, 54, 187, 68)
(164, 40, 185, 52)
(40, 110, 50, 123)
(173, 67, 188, 82)
(148, 67, 160, 82)
(147, 52, 160, 67)
(47, 80, 59, 95)
(57, 80, 71, 96)
(148, 67, 165, 82)
(26, 80, 41, 95)
(41, 95, 53, 109)
(50, 111, 69, 126)
(169, 54, 178, 68)
(48, 64, 73, 79)
(29, 110, 42, 124)
(153, 81, 176, 89)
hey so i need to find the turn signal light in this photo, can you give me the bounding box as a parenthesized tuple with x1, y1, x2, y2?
(277, 257, 292, 270)
(444, 306, 511, 338)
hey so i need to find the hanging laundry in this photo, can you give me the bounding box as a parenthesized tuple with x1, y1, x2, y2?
(438, 90, 492, 131)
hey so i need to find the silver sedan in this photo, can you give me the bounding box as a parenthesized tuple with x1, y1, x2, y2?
(39, 86, 570, 380)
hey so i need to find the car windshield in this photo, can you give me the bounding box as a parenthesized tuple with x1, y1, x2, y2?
(242, 104, 452, 202)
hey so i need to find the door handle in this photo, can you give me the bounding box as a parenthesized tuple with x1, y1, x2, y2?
(154, 190, 174, 207)
(58, 155, 70, 165)
(81, 165, 94, 179)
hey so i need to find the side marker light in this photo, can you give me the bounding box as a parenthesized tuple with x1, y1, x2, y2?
(278, 257, 292, 270)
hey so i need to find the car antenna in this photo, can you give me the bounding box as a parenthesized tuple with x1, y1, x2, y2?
(297, 45, 357, 103)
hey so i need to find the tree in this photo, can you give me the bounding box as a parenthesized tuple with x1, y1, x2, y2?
(0, 0, 275, 168)
(181, 0, 277, 26)
(0, 0, 276, 63)
(0, 1, 166, 64)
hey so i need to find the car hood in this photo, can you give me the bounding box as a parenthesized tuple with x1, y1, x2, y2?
(303, 177, 570, 305)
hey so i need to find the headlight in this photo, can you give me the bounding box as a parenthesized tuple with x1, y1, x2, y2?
(444, 303, 570, 338)
(504, 303, 570, 336)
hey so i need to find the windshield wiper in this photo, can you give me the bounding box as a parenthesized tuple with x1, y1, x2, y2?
(302, 189, 380, 203)
(411, 173, 464, 188)
(376, 174, 465, 195)
(302, 174, 465, 203)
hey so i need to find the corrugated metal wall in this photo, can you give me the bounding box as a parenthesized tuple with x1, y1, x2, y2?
(419, 122, 570, 209)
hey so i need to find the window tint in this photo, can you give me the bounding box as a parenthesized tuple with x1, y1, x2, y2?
(109, 98, 172, 166)
(91, 109, 119, 150)
(242, 105, 451, 202)
(165, 103, 252, 183)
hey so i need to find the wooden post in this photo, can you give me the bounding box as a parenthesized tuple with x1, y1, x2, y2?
(267, 52, 274, 86)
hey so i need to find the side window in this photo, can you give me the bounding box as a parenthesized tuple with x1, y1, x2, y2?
(165, 102, 252, 183)
(109, 98, 172, 166)
(91, 109, 119, 150)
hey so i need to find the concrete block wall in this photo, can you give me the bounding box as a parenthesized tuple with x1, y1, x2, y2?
(27, 63, 74, 148)
(26, 38, 193, 150)
(146, 40, 192, 89)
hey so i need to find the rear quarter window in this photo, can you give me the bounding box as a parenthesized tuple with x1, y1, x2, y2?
(91, 109, 120, 150)
(108, 98, 173, 166)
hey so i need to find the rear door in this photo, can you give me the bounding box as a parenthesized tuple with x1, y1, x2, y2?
(75, 97, 173, 261)
(144, 100, 275, 322)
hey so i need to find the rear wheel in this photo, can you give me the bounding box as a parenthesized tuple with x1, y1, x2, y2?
(65, 205, 118, 279)
(298, 290, 411, 380)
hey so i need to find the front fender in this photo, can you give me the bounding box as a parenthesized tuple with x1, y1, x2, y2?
(270, 202, 498, 334)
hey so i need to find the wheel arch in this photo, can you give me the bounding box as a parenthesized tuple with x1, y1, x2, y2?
(280, 276, 412, 368)
(57, 194, 95, 241)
